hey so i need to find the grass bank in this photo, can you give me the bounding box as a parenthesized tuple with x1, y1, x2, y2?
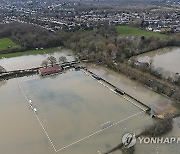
(0, 38, 19, 51)
(0, 47, 61, 59)
(116, 25, 167, 38)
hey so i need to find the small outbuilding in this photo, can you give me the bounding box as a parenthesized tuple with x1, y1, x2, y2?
(39, 65, 62, 76)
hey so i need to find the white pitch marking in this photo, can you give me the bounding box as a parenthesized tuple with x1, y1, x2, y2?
(55, 111, 143, 152)
(123, 97, 147, 112)
(19, 76, 40, 83)
(81, 69, 147, 112)
(19, 83, 29, 101)
(19, 70, 145, 153)
(19, 83, 57, 152)
(34, 113, 57, 152)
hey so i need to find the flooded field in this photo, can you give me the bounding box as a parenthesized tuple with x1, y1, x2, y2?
(84, 64, 180, 154)
(19, 70, 152, 151)
(135, 47, 180, 74)
(0, 50, 74, 71)
(85, 64, 179, 114)
(0, 54, 179, 154)
(0, 69, 155, 154)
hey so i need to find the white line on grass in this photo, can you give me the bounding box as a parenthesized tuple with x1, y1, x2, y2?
(56, 111, 144, 152)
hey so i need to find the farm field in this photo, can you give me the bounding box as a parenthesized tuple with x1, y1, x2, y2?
(0, 38, 19, 51)
(116, 25, 167, 38)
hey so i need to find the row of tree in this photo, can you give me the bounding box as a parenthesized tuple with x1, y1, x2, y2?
(1, 22, 179, 62)
(41, 56, 67, 67)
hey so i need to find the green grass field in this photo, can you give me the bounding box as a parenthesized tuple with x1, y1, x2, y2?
(0, 47, 62, 59)
(116, 26, 167, 38)
(0, 38, 19, 51)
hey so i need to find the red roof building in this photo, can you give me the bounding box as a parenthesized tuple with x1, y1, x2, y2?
(39, 65, 62, 76)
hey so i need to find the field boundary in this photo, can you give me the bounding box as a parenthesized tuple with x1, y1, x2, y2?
(18, 72, 145, 153)
(81, 69, 151, 113)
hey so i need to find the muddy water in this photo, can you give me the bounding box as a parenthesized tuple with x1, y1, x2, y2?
(0, 50, 74, 71)
(20, 71, 152, 150)
(135, 47, 180, 74)
(85, 64, 178, 114)
(0, 61, 179, 153)
(84, 64, 180, 154)
(0, 71, 154, 154)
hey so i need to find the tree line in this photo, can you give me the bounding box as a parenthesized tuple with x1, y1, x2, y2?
(0, 22, 179, 61)
(0, 22, 63, 50)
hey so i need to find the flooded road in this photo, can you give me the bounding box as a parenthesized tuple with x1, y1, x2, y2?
(0, 50, 74, 71)
(135, 47, 180, 74)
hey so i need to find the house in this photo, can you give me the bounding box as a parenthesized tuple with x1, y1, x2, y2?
(39, 65, 62, 76)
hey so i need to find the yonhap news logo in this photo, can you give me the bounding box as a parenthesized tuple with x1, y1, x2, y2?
(122, 133, 136, 148)
(122, 132, 180, 148)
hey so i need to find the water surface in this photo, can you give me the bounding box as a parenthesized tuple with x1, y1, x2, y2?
(135, 47, 180, 74)
(0, 57, 179, 154)
(0, 50, 74, 71)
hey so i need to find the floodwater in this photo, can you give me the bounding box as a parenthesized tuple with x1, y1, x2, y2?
(20, 70, 153, 151)
(0, 50, 74, 71)
(0, 71, 153, 154)
(135, 47, 180, 74)
(0, 54, 179, 154)
(83, 64, 180, 154)
(85, 64, 179, 115)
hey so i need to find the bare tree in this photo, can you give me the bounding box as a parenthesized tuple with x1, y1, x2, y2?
(0, 65, 6, 73)
(59, 56, 67, 63)
(41, 60, 48, 68)
(47, 56, 57, 66)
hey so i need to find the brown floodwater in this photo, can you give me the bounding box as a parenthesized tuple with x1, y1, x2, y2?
(135, 47, 180, 74)
(0, 71, 154, 154)
(0, 53, 179, 154)
(0, 50, 74, 71)
(84, 64, 179, 115)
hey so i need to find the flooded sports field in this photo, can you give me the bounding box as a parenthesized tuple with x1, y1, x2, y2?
(0, 53, 179, 154)
(0, 69, 154, 154)
(19, 70, 152, 152)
